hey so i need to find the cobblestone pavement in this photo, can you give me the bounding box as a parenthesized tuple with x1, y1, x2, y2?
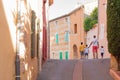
(37, 59, 113, 80)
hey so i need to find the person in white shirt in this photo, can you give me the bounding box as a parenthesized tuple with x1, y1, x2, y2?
(89, 35, 99, 59)
(84, 45, 89, 59)
(100, 46, 104, 58)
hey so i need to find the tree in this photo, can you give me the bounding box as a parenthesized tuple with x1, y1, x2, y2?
(84, 7, 98, 32)
(107, 0, 120, 70)
(84, 17, 92, 31)
(91, 7, 98, 21)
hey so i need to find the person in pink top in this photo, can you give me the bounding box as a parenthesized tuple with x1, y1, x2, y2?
(89, 35, 99, 59)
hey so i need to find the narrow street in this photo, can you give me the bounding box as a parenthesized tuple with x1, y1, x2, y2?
(82, 59, 113, 80)
(37, 59, 113, 80)
(37, 60, 78, 80)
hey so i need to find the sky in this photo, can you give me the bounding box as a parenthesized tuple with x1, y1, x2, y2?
(48, 0, 98, 20)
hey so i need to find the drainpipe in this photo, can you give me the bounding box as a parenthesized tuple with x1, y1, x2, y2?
(15, 0, 21, 80)
(15, 27, 21, 80)
(42, 0, 47, 64)
(15, 54, 20, 80)
(15, 24, 21, 80)
(15, 18, 21, 80)
(68, 17, 70, 59)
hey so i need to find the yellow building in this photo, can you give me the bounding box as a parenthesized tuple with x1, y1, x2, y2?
(49, 5, 85, 59)
(0, 0, 44, 80)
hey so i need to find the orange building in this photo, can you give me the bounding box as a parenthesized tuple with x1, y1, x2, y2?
(0, 0, 44, 80)
(49, 5, 85, 59)
(98, 0, 110, 58)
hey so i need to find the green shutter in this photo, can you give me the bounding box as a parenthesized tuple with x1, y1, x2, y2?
(60, 52, 62, 60)
(56, 33, 59, 44)
(65, 51, 68, 60)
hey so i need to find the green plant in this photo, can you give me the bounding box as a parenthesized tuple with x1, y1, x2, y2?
(107, 0, 120, 70)
(84, 7, 98, 32)
(84, 17, 92, 31)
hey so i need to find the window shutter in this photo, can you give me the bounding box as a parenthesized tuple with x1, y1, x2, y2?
(65, 32, 68, 42)
(65, 51, 68, 60)
(60, 52, 62, 60)
(55, 33, 59, 44)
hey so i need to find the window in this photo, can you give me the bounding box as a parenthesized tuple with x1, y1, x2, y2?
(65, 18, 68, 23)
(64, 31, 69, 42)
(74, 24, 77, 34)
(55, 21, 58, 26)
(100, 24, 105, 39)
(59, 51, 62, 60)
(65, 51, 68, 60)
(55, 33, 59, 44)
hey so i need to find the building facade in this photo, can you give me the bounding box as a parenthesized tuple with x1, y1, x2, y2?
(49, 6, 85, 59)
(85, 0, 110, 59)
(98, 0, 110, 58)
(0, 0, 44, 80)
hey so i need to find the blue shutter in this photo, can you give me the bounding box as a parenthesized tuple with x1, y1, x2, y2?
(56, 33, 58, 44)
(65, 32, 68, 42)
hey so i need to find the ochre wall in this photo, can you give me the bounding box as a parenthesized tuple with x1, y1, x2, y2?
(98, 0, 110, 58)
(50, 16, 69, 59)
(69, 6, 85, 59)
(0, 0, 39, 80)
(0, 0, 16, 80)
(49, 6, 85, 59)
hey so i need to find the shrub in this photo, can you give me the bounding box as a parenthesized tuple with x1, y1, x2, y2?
(107, 0, 120, 70)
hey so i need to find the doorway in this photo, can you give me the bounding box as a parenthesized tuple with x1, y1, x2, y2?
(73, 44, 78, 59)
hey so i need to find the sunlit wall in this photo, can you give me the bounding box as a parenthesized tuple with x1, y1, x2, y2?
(0, 0, 43, 80)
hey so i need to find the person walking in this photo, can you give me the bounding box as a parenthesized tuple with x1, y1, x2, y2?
(89, 35, 99, 59)
(79, 42, 85, 59)
(100, 46, 104, 59)
(84, 45, 89, 59)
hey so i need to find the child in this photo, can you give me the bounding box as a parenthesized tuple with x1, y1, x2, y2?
(79, 42, 85, 59)
(84, 45, 89, 59)
(100, 46, 104, 58)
